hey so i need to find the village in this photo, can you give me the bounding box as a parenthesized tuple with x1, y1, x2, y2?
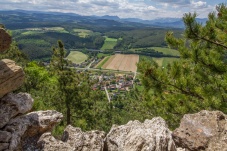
(91, 72, 141, 100)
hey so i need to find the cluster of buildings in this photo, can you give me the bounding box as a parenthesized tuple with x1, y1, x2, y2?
(92, 73, 139, 100)
(92, 73, 137, 92)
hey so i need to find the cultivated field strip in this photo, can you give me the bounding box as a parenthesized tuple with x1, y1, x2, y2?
(102, 55, 115, 68)
(102, 54, 139, 72)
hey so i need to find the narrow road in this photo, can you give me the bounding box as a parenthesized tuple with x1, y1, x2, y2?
(104, 86, 111, 103)
(86, 60, 95, 69)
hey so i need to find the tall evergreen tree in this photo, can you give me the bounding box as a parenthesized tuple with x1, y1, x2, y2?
(138, 4, 227, 128)
(50, 40, 77, 125)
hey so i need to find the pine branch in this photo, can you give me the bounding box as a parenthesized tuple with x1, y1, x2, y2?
(168, 83, 204, 100)
(146, 72, 204, 100)
(188, 22, 227, 49)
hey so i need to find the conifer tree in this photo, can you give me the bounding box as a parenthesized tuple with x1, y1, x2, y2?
(50, 40, 77, 125)
(138, 4, 227, 128)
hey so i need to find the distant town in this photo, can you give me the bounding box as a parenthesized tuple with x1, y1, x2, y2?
(91, 72, 141, 100)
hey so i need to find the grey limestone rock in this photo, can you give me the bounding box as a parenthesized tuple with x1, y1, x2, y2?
(173, 110, 227, 151)
(3, 110, 63, 151)
(105, 117, 176, 151)
(38, 125, 105, 151)
(37, 132, 74, 151)
(0, 93, 34, 128)
(62, 125, 105, 151)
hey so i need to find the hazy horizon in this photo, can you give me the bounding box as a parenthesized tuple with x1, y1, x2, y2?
(0, 0, 225, 20)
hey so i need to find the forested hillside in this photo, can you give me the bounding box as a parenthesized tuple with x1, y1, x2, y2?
(1, 10, 182, 60)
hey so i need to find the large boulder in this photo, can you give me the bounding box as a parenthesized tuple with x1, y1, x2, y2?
(105, 117, 176, 151)
(0, 93, 34, 128)
(38, 125, 105, 151)
(2, 110, 63, 151)
(172, 110, 227, 151)
(0, 59, 25, 98)
(0, 130, 11, 150)
(37, 132, 74, 151)
(62, 125, 105, 151)
(0, 28, 12, 53)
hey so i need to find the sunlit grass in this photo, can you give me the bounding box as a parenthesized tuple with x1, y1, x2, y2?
(66, 51, 88, 64)
(101, 37, 118, 50)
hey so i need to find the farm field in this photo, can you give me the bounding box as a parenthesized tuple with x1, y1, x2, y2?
(161, 57, 179, 67)
(131, 47, 179, 56)
(140, 56, 179, 67)
(97, 53, 110, 59)
(101, 37, 118, 50)
(19, 27, 69, 35)
(66, 51, 88, 64)
(152, 57, 179, 67)
(95, 56, 110, 68)
(152, 47, 179, 56)
(73, 28, 93, 38)
(152, 58, 164, 66)
(101, 54, 139, 72)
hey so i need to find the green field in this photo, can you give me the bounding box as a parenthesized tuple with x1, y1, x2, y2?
(21, 30, 44, 35)
(21, 27, 68, 35)
(152, 58, 164, 66)
(73, 29, 93, 38)
(101, 37, 118, 50)
(136, 47, 179, 67)
(66, 51, 88, 64)
(97, 53, 110, 59)
(140, 56, 179, 67)
(153, 57, 179, 67)
(151, 47, 179, 56)
(162, 57, 179, 67)
(96, 56, 110, 68)
(131, 47, 179, 56)
(45, 27, 65, 30)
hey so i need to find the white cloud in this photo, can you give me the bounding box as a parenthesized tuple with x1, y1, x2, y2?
(191, 0, 207, 8)
(0, 0, 220, 19)
(152, 0, 191, 6)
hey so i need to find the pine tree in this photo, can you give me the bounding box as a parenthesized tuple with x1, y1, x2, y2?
(138, 4, 227, 128)
(50, 40, 77, 125)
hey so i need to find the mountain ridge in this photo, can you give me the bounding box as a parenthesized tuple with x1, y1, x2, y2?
(0, 9, 207, 28)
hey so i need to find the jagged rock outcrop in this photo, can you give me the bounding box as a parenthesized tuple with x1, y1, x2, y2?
(62, 125, 105, 151)
(38, 125, 105, 151)
(0, 59, 25, 98)
(0, 109, 63, 151)
(0, 28, 12, 53)
(0, 28, 65, 151)
(0, 93, 33, 128)
(172, 110, 227, 151)
(37, 132, 74, 151)
(105, 117, 176, 151)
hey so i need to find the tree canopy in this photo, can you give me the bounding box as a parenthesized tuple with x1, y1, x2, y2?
(138, 4, 227, 128)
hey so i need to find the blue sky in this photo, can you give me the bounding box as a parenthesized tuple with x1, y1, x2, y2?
(0, 0, 225, 20)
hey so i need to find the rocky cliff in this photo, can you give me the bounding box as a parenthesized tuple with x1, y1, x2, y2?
(0, 28, 63, 151)
(0, 90, 226, 151)
(0, 28, 226, 151)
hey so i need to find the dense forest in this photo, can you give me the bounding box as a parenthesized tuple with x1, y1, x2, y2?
(106, 28, 182, 49)
(1, 4, 227, 136)
(0, 10, 182, 60)
(11, 27, 182, 60)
